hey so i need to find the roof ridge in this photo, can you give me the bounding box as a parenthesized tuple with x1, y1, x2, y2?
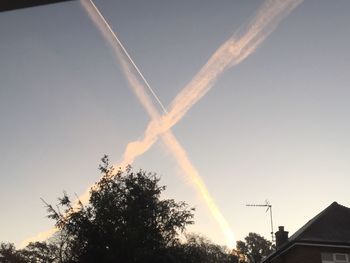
(288, 202, 340, 242)
(335, 202, 350, 211)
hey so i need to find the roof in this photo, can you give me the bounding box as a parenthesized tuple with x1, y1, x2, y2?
(289, 202, 350, 244)
(262, 202, 350, 263)
(0, 0, 74, 12)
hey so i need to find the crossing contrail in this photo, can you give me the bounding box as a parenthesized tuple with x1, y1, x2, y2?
(21, 0, 303, 248)
(80, 0, 236, 247)
(103, 0, 302, 247)
(109, 0, 303, 171)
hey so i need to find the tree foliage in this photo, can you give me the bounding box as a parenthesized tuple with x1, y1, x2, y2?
(43, 156, 195, 262)
(173, 234, 238, 263)
(236, 232, 274, 263)
(0, 243, 25, 263)
(0, 241, 59, 263)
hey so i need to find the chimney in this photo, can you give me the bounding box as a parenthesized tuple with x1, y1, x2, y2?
(275, 226, 289, 248)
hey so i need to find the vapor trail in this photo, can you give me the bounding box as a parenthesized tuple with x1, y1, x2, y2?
(21, 0, 302, 248)
(79, 0, 236, 246)
(108, 0, 303, 247)
(82, 0, 302, 247)
(114, 0, 303, 172)
(82, 0, 167, 114)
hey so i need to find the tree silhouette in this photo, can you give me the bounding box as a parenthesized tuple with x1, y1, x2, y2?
(0, 243, 25, 263)
(43, 156, 195, 262)
(173, 234, 238, 263)
(236, 232, 274, 263)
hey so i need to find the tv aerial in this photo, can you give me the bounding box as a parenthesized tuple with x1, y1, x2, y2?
(246, 200, 275, 243)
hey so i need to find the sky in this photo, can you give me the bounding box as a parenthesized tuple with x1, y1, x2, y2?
(1, 0, 350, 248)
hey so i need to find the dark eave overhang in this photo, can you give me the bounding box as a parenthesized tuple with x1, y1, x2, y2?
(0, 0, 75, 12)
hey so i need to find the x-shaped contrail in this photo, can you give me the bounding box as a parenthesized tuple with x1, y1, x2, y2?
(22, 0, 303, 248)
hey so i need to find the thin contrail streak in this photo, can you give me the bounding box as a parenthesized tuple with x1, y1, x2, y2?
(21, 0, 303, 248)
(85, 0, 167, 114)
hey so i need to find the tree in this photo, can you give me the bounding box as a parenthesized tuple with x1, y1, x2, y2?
(0, 243, 25, 263)
(172, 234, 238, 263)
(1, 240, 66, 263)
(44, 156, 195, 262)
(19, 242, 59, 263)
(236, 233, 274, 263)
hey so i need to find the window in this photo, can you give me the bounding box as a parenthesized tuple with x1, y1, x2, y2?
(322, 253, 350, 263)
(322, 253, 334, 262)
(335, 254, 348, 262)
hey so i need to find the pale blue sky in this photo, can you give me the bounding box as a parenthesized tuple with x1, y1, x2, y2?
(1, 0, 350, 247)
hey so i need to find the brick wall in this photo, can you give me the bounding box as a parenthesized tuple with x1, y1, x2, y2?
(270, 245, 350, 263)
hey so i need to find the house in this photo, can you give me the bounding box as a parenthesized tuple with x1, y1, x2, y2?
(262, 202, 350, 263)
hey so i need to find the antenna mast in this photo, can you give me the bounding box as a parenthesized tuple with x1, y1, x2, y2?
(246, 200, 275, 243)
